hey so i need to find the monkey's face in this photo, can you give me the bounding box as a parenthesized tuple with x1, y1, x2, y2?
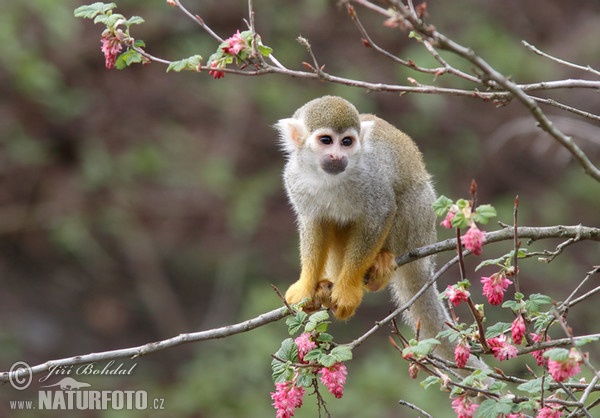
(307, 127, 361, 175)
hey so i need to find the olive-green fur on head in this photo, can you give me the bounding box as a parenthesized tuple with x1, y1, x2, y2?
(296, 96, 360, 134)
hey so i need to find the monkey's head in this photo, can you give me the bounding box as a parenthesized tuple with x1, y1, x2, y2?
(276, 96, 374, 176)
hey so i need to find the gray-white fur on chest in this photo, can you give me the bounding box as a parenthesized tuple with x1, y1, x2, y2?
(283, 160, 393, 224)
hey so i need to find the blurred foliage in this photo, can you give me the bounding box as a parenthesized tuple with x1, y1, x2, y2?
(0, 0, 598, 417)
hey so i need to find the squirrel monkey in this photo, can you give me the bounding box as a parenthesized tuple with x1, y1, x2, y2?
(276, 95, 451, 344)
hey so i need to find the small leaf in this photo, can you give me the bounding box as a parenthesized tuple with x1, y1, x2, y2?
(319, 354, 337, 368)
(295, 373, 313, 388)
(403, 338, 440, 358)
(126, 16, 145, 26)
(420, 376, 440, 389)
(316, 333, 334, 343)
(114, 49, 143, 70)
(484, 322, 511, 339)
(450, 212, 468, 229)
(433, 195, 453, 217)
(286, 311, 307, 335)
(525, 294, 553, 312)
(166, 55, 203, 73)
(274, 338, 298, 363)
(303, 348, 324, 362)
(575, 336, 599, 346)
(473, 204, 497, 224)
(543, 348, 569, 361)
(133, 39, 146, 48)
(474, 398, 513, 418)
(517, 377, 549, 394)
(74, 2, 117, 19)
(330, 345, 353, 362)
(258, 43, 273, 57)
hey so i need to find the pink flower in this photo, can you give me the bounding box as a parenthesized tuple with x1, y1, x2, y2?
(481, 273, 512, 305)
(270, 381, 305, 418)
(511, 315, 526, 345)
(547, 348, 583, 382)
(462, 224, 485, 255)
(536, 404, 563, 418)
(222, 30, 247, 56)
(446, 285, 470, 306)
(451, 395, 479, 418)
(319, 362, 347, 399)
(531, 332, 550, 366)
(294, 333, 316, 362)
(209, 61, 225, 79)
(440, 210, 456, 229)
(408, 362, 419, 379)
(487, 334, 518, 361)
(100, 31, 123, 69)
(454, 341, 471, 368)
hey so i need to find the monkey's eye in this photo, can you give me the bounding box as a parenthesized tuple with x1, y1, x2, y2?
(341, 137, 353, 147)
(319, 135, 333, 145)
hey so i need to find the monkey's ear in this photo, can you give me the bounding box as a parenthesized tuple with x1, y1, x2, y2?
(275, 118, 308, 152)
(359, 120, 375, 142)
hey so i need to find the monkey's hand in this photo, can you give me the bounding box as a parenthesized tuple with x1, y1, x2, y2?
(364, 250, 397, 292)
(285, 279, 332, 312)
(330, 283, 364, 320)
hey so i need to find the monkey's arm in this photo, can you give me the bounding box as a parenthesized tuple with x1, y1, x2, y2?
(284, 218, 330, 306)
(331, 212, 396, 319)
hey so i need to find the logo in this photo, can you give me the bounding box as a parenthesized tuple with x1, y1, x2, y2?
(7, 361, 165, 411)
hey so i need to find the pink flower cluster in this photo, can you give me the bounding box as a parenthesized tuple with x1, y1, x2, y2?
(271, 381, 305, 418)
(454, 341, 471, 368)
(462, 224, 485, 255)
(537, 403, 563, 418)
(294, 333, 316, 363)
(440, 210, 456, 229)
(209, 30, 249, 79)
(481, 272, 513, 305)
(451, 395, 479, 418)
(530, 332, 550, 366)
(319, 362, 347, 399)
(487, 334, 518, 361)
(100, 31, 123, 69)
(511, 315, 526, 345)
(446, 284, 470, 306)
(547, 348, 583, 382)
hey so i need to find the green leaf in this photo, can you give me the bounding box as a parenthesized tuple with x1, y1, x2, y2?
(484, 322, 511, 339)
(420, 376, 440, 389)
(286, 312, 306, 336)
(74, 2, 117, 19)
(525, 294, 553, 312)
(166, 55, 203, 73)
(126, 16, 145, 26)
(543, 348, 569, 361)
(114, 49, 143, 70)
(474, 398, 513, 418)
(316, 333, 333, 343)
(305, 310, 329, 333)
(473, 204, 497, 224)
(575, 335, 599, 346)
(257, 43, 273, 57)
(319, 354, 337, 368)
(450, 212, 469, 229)
(475, 254, 509, 271)
(330, 345, 353, 362)
(274, 338, 298, 363)
(402, 338, 440, 358)
(295, 373, 313, 388)
(133, 39, 146, 48)
(517, 377, 549, 394)
(303, 348, 324, 362)
(433, 195, 453, 217)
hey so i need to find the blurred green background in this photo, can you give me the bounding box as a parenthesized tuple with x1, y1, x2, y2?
(0, 0, 598, 416)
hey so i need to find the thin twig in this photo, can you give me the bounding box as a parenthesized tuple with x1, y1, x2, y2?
(522, 40, 600, 77)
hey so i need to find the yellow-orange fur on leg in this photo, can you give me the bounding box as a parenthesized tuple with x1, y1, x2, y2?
(364, 250, 397, 292)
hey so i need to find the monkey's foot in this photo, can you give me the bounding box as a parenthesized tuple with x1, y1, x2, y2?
(330, 284, 364, 320)
(285, 279, 332, 312)
(364, 250, 397, 292)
